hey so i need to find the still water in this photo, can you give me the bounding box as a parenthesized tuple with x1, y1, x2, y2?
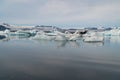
(0, 36, 120, 80)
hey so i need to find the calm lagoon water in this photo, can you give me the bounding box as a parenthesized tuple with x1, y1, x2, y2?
(0, 36, 120, 80)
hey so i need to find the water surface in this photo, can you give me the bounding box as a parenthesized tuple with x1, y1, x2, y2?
(0, 36, 120, 80)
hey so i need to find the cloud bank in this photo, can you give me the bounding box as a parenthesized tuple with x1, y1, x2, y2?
(0, 0, 120, 27)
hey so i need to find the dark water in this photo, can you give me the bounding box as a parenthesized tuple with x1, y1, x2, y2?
(0, 36, 120, 80)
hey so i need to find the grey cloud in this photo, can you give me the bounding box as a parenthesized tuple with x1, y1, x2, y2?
(0, 0, 120, 27)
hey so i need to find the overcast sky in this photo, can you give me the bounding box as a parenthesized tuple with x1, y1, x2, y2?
(0, 0, 120, 27)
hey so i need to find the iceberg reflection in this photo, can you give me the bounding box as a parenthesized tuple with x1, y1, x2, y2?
(55, 41, 80, 48)
(108, 36, 120, 43)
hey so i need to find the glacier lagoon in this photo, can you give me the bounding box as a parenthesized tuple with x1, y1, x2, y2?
(0, 36, 120, 80)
